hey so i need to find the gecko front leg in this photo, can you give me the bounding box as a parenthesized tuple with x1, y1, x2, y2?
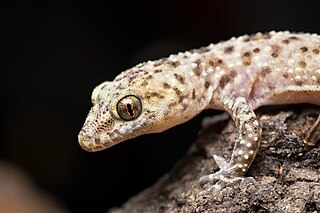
(200, 97, 262, 184)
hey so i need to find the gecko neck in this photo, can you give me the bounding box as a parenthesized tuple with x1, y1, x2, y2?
(177, 50, 227, 111)
(160, 50, 226, 124)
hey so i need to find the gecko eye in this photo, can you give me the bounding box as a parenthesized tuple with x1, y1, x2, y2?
(116, 95, 142, 121)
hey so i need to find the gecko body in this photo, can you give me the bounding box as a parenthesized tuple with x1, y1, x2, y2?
(79, 31, 320, 183)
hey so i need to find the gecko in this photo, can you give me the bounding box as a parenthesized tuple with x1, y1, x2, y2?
(78, 31, 320, 184)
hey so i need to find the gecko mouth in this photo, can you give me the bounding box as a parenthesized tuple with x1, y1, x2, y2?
(78, 131, 114, 152)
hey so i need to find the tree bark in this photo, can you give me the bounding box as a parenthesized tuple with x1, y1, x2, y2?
(110, 106, 320, 213)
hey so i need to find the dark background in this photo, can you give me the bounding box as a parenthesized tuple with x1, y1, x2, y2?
(1, 1, 320, 212)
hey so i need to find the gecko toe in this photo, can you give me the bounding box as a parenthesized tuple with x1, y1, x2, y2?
(199, 173, 220, 184)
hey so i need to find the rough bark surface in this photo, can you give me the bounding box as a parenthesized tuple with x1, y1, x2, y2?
(110, 106, 320, 213)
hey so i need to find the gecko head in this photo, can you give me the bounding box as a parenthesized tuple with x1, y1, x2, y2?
(78, 63, 195, 151)
(78, 87, 146, 151)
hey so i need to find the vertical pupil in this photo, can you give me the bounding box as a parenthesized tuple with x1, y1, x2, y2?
(116, 95, 142, 121)
(126, 103, 134, 116)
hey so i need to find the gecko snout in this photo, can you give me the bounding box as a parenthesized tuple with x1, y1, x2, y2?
(78, 128, 100, 151)
(78, 127, 116, 151)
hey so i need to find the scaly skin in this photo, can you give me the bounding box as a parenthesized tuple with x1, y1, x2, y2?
(78, 31, 320, 183)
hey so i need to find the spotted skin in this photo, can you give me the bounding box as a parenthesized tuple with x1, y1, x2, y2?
(79, 31, 320, 183)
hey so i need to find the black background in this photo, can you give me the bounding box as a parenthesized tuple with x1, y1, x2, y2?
(2, 1, 320, 212)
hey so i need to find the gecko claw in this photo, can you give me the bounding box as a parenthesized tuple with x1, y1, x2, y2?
(199, 169, 244, 190)
(199, 155, 230, 184)
(199, 155, 243, 186)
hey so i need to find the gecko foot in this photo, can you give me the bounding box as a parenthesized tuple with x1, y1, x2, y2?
(197, 176, 256, 197)
(197, 155, 256, 197)
(199, 154, 257, 192)
(199, 155, 243, 185)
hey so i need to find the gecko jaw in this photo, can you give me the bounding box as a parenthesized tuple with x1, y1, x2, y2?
(78, 128, 116, 152)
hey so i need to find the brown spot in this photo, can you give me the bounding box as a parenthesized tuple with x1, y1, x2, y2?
(217, 59, 223, 65)
(204, 80, 210, 89)
(243, 52, 251, 57)
(163, 82, 171, 89)
(243, 60, 251, 66)
(271, 52, 278, 58)
(209, 60, 215, 66)
(219, 75, 231, 89)
(289, 36, 299, 40)
(253, 48, 260, 53)
(312, 48, 320, 54)
(193, 59, 202, 76)
(154, 69, 162, 73)
(224, 46, 234, 54)
(163, 109, 169, 119)
(281, 39, 289, 44)
(192, 89, 196, 99)
(300, 47, 308, 52)
(130, 69, 144, 77)
(168, 60, 181, 68)
(218, 71, 236, 89)
(283, 73, 289, 78)
(193, 68, 201, 76)
(109, 129, 120, 139)
(299, 61, 307, 68)
(146, 75, 153, 80)
(148, 114, 156, 119)
(261, 67, 271, 76)
(242, 51, 251, 66)
(295, 80, 303, 86)
(100, 84, 107, 90)
(181, 103, 188, 111)
(141, 81, 148, 87)
(128, 75, 138, 83)
(194, 67, 203, 76)
(168, 102, 177, 107)
(145, 92, 164, 99)
(230, 70, 237, 78)
(128, 80, 137, 86)
(178, 95, 187, 103)
(174, 73, 185, 84)
(145, 94, 151, 99)
(173, 87, 182, 96)
(157, 93, 164, 99)
(114, 78, 121, 82)
(117, 84, 126, 90)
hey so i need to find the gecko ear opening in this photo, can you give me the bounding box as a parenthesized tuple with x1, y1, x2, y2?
(91, 81, 113, 105)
